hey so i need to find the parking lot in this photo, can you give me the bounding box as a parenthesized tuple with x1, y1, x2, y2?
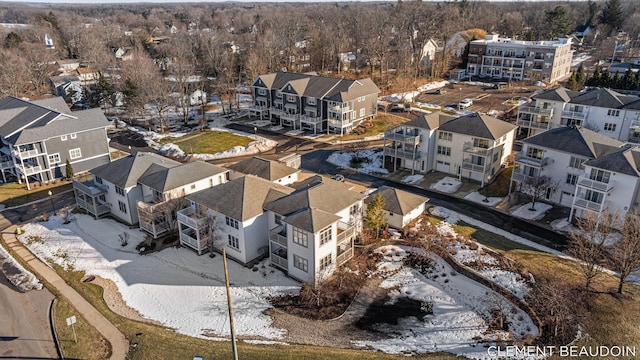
(414, 82, 542, 115)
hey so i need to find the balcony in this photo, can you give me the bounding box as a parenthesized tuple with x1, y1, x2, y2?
(179, 230, 208, 254)
(516, 118, 551, 130)
(75, 196, 110, 217)
(269, 225, 288, 247)
(177, 207, 207, 229)
(511, 171, 535, 184)
(270, 252, 288, 270)
(328, 104, 351, 113)
(300, 114, 323, 124)
(577, 176, 614, 192)
(384, 130, 420, 146)
(336, 247, 353, 266)
(13, 148, 40, 159)
(280, 112, 299, 121)
(337, 221, 356, 244)
(270, 108, 285, 116)
(515, 153, 549, 168)
(0, 159, 13, 169)
(463, 142, 493, 156)
(250, 103, 269, 112)
(573, 198, 604, 212)
(518, 105, 553, 117)
(15, 163, 42, 175)
(383, 146, 421, 160)
(461, 159, 488, 174)
(562, 110, 587, 120)
(328, 119, 352, 129)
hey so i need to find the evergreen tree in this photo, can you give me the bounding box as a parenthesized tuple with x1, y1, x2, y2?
(622, 66, 635, 90)
(586, 67, 601, 87)
(611, 71, 621, 89)
(599, 0, 624, 33)
(576, 64, 586, 86)
(65, 159, 74, 180)
(4, 32, 23, 48)
(545, 6, 572, 38)
(567, 72, 579, 91)
(365, 193, 387, 239)
(586, 0, 600, 27)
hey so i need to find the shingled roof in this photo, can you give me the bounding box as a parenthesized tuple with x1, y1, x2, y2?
(138, 161, 228, 192)
(402, 112, 456, 130)
(227, 156, 298, 182)
(186, 175, 294, 221)
(534, 87, 579, 102)
(90, 152, 180, 189)
(523, 126, 623, 158)
(584, 147, 640, 177)
(365, 186, 429, 216)
(281, 208, 341, 233)
(437, 113, 517, 140)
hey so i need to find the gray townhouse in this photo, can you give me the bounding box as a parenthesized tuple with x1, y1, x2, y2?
(249, 72, 381, 135)
(0, 96, 110, 188)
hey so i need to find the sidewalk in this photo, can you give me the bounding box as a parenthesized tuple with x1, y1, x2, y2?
(1, 225, 129, 360)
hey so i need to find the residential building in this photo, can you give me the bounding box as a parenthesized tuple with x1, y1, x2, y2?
(516, 87, 640, 143)
(249, 72, 381, 135)
(384, 112, 517, 186)
(177, 175, 295, 260)
(510, 126, 624, 207)
(419, 38, 439, 69)
(466, 34, 573, 83)
(264, 176, 366, 286)
(0, 96, 110, 187)
(365, 186, 428, 229)
(73, 152, 181, 225)
(227, 156, 300, 185)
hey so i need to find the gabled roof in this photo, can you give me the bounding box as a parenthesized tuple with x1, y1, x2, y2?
(437, 113, 517, 140)
(138, 161, 228, 193)
(264, 176, 365, 219)
(227, 156, 299, 182)
(569, 88, 631, 108)
(534, 87, 579, 102)
(186, 175, 294, 221)
(523, 126, 623, 158)
(365, 186, 428, 216)
(0, 96, 69, 138)
(90, 152, 180, 189)
(282, 208, 341, 233)
(10, 108, 109, 145)
(584, 147, 640, 177)
(403, 112, 456, 130)
(324, 78, 380, 102)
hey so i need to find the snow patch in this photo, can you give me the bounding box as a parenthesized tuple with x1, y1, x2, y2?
(401, 175, 424, 185)
(464, 192, 503, 207)
(510, 202, 552, 220)
(327, 149, 388, 175)
(430, 177, 462, 193)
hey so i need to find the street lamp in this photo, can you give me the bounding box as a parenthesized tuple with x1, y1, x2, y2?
(48, 190, 55, 215)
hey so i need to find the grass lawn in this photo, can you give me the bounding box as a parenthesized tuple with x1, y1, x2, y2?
(451, 221, 541, 252)
(478, 166, 512, 198)
(0, 182, 73, 208)
(53, 296, 111, 359)
(157, 130, 252, 154)
(109, 150, 129, 160)
(338, 114, 407, 141)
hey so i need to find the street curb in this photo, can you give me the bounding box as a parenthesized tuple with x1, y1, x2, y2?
(49, 298, 64, 360)
(0, 189, 75, 213)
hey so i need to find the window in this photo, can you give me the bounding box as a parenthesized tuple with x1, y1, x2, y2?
(585, 190, 603, 204)
(293, 255, 308, 272)
(569, 156, 586, 170)
(493, 152, 499, 162)
(437, 146, 451, 156)
(527, 147, 544, 160)
(319, 226, 332, 246)
(70, 133, 77, 139)
(357, 96, 365, 102)
(275, 90, 282, 98)
(95, 176, 103, 184)
(48, 153, 61, 164)
(69, 148, 81, 160)
(275, 215, 283, 225)
(287, 95, 296, 102)
(350, 204, 359, 217)
(604, 123, 617, 132)
(307, 97, 316, 105)
(566, 173, 578, 185)
(257, 88, 267, 96)
(319, 254, 333, 271)
(589, 169, 610, 183)
(118, 200, 127, 214)
(225, 216, 239, 230)
(438, 131, 452, 141)
(293, 227, 307, 247)
(607, 109, 620, 117)
(115, 186, 125, 196)
(473, 138, 490, 148)
(359, 108, 365, 117)
(227, 235, 239, 250)
(61, 135, 67, 141)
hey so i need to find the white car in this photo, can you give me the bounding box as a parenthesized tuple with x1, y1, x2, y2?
(458, 98, 473, 109)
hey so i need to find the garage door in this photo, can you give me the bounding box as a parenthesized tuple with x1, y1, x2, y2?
(436, 160, 450, 173)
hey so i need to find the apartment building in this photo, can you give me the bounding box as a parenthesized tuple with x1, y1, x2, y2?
(384, 112, 517, 186)
(0, 96, 110, 188)
(249, 72, 380, 135)
(466, 34, 572, 84)
(516, 87, 640, 143)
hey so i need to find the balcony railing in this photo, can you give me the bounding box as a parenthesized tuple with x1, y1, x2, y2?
(384, 131, 420, 146)
(280, 112, 299, 121)
(73, 179, 107, 196)
(383, 146, 420, 160)
(250, 104, 269, 111)
(516, 118, 551, 130)
(577, 176, 614, 192)
(177, 207, 207, 229)
(0, 160, 13, 169)
(328, 104, 351, 113)
(573, 198, 604, 212)
(140, 218, 170, 237)
(562, 110, 587, 120)
(271, 253, 288, 270)
(328, 119, 353, 128)
(300, 114, 323, 124)
(269, 225, 288, 247)
(270, 108, 285, 116)
(180, 231, 208, 253)
(75, 197, 110, 216)
(463, 142, 493, 156)
(515, 153, 549, 168)
(461, 160, 488, 174)
(511, 171, 536, 184)
(13, 148, 40, 159)
(336, 247, 353, 266)
(337, 221, 356, 244)
(15, 164, 42, 175)
(518, 105, 553, 117)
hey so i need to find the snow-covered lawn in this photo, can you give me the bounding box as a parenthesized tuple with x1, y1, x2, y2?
(356, 245, 537, 357)
(327, 149, 388, 175)
(430, 176, 462, 193)
(384, 91, 420, 103)
(510, 202, 553, 220)
(401, 174, 424, 184)
(0, 243, 42, 291)
(18, 215, 299, 340)
(464, 191, 503, 207)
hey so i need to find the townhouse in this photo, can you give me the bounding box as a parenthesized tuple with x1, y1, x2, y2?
(249, 72, 381, 135)
(0, 96, 110, 188)
(510, 126, 624, 208)
(466, 34, 573, 84)
(516, 87, 640, 143)
(383, 112, 517, 186)
(227, 156, 300, 186)
(365, 186, 429, 230)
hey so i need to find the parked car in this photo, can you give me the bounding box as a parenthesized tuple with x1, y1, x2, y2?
(458, 98, 473, 109)
(435, 88, 447, 94)
(331, 174, 345, 182)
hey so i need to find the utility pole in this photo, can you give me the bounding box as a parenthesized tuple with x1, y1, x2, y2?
(223, 248, 238, 360)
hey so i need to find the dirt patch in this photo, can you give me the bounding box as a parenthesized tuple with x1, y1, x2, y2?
(356, 296, 432, 331)
(91, 276, 162, 325)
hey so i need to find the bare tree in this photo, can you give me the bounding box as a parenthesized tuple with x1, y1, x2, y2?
(0, 49, 30, 98)
(528, 278, 579, 343)
(608, 212, 640, 294)
(518, 174, 556, 211)
(569, 210, 618, 289)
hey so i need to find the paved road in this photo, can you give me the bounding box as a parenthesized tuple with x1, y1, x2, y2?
(0, 275, 56, 359)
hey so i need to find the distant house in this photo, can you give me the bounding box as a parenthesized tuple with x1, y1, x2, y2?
(0, 96, 110, 187)
(187, 90, 207, 106)
(49, 75, 83, 104)
(419, 38, 439, 69)
(338, 51, 366, 71)
(71, 67, 100, 82)
(45, 33, 55, 49)
(227, 156, 300, 185)
(114, 47, 133, 61)
(56, 59, 80, 73)
(365, 186, 428, 229)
